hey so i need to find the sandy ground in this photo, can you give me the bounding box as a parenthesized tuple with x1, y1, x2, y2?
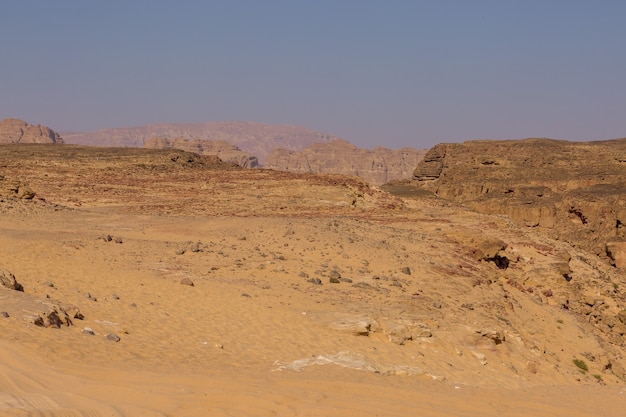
(1, 146, 626, 416)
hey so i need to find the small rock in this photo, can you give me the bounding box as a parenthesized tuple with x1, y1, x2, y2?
(106, 333, 121, 342)
(329, 277, 341, 284)
(43, 281, 55, 288)
(299, 271, 309, 278)
(339, 277, 353, 283)
(432, 301, 442, 309)
(1, 311, 9, 318)
(241, 293, 251, 297)
(391, 280, 403, 288)
(175, 248, 186, 255)
(307, 277, 323, 285)
(112, 294, 120, 300)
(86, 293, 97, 302)
(101, 235, 113, 242)
(180, 278, 194, 286)
(461, 303, 475, 310)
(401, 267, 411, 275)
(82, 327, 95, 335)
(114, 237, 123, 244)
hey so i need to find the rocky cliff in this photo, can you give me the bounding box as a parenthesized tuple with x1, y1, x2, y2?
(63, 122, 336, 164)
(410, 138, 626, 267)
(265, 139, 426, 185)
(0, 118, 64, 144)
(144, 137, 258, 168)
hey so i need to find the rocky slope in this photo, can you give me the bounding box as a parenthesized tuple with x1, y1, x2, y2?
(265, 139, 426, 185)
(409, 138, 626, 268)
(62, 121, 337, 164)
(0, 118, 64, 144)
(144, 137, 259, 168)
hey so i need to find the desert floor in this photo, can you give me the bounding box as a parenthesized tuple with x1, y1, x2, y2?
(1, 145, 626, 416)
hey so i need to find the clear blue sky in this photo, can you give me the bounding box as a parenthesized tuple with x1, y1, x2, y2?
(1, 1, 625, 148)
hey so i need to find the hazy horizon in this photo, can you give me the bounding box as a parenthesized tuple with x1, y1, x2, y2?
(2, 1, 625, 149)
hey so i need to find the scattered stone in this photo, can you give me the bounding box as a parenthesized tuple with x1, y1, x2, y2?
(101, 234, 113, 242)
(401, 266, 411, 275)
(339, 277, 353, 283)
(307, 277, 322, 285)
(0, 269, 24, 292)
(329, 276, 341, 284)
(391, 280, 403, 288)
(180, 278, 194, 286)
(461, 303, 475, 310)
(106, 333, 121, 342)
(432, 301, 442, 309)
(241, 293, 251, 297)
(175, 248, 186, 255)
(82, 327, 95, 335)
(1, 311, 9, 318)
(33, 310, 67, 329)
(299, 271, 309, 278)
(112, 294, 120, 300)
(43, 281, 55, 288)
(114, 236, 123, 244)
(86, 292, 97, 302)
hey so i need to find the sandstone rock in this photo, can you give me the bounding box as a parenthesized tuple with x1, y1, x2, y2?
(145, 137, 259, 168)
(330, 315, 379, 336)
(82, 327, 95, 335)
(106, 333, 121, 342)
(0, 269, 24, 291)
(408, 138, 626, 264)
(180, 278, 194, 286)
(606, 241, 626, 268)
(0, 177, 35, 200)
(0, 118, 64, 144)
(33, 307, 75, 329)
(412, 144, 446, 181)
(266, 139, 426, 186)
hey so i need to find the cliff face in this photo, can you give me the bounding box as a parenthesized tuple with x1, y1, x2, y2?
(63, 122, 336, 164)
(411, 138, 626, 266)
(0, 118, 64, 144)
(144, 137, 258, 168)
(265, 139, 426, 186)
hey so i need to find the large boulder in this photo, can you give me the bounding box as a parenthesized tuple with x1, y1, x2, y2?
(0, 269, 24, 291)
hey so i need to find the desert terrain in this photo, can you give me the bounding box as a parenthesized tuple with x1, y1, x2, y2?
(1, 143, 626, 416)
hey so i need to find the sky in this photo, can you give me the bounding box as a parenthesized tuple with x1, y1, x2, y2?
(1, 1, 625, 149)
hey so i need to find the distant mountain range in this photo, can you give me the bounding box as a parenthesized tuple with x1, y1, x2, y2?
(61, 121, 337, 165)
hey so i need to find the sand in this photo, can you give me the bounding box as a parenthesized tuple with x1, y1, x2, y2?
(1, 146, 626, 415)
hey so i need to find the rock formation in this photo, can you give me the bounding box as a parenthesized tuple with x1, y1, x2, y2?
(144, 137, 258, 168)
(410, 138, 626, 266)
(265, 139, 426, 185)
(0, 118, 64, 144)
(62, 121, 337, 164)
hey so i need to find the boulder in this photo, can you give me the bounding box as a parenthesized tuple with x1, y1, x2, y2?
(0, 269, 24, 291)
(606, 241, 626, 269)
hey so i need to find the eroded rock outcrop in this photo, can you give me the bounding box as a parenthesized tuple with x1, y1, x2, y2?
(266, 139, 426, 185)
(0, 118, 64, 144)
(144, 137, 258, 168)
(410, 138, 626, 265)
